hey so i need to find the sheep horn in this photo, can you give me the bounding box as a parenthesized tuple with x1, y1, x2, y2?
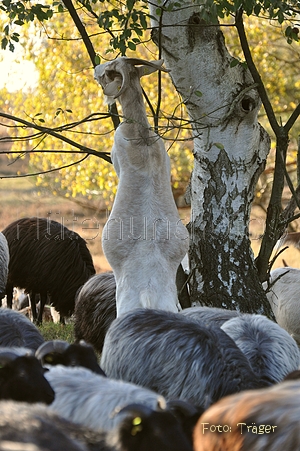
(0, 351, 23, 366)
(35, 340, 70, 362)
(78, 339, 92, 348)
(156, 396, 167, 411)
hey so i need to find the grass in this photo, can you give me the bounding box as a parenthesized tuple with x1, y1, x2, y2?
(38, 323, 75, 343)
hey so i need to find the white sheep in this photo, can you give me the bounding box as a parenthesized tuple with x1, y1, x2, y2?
(263, 267, 300, 345)
(94, 57, 189, 316)
(0, 232, 9, 302)
(45, 364, 167, 431)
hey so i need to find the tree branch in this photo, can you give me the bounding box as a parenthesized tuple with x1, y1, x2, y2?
(62, 0, 96, 66)
(0, 154, 90, 179)
(62, 0, 120, 130)
(0, 112, 112, 163)
(235, 8, 280, 135)
(284, 103, 300, 133)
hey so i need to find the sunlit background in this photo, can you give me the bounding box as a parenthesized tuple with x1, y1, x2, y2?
(0, 48, 38, 92)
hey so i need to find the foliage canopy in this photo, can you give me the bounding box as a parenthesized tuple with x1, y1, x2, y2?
(0, 0, 299, 211)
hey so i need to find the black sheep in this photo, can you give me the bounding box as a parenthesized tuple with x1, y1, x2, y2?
(74, 272, 116, 353)
(0, 349, 55, 404)
(2, 217, 95, 324)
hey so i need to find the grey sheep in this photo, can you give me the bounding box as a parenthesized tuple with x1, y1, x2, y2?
(0, 400, 193, 451)
(45, 365, 167, 432)
(180, 305, 239, 327)
(0, 308, 44, 351)
(73, 270, 191, 353)
(100, 309, 270, 410)
(35, 339, 105, 375)
(263, 266, 300, 345)
(220, 313, 300, 383)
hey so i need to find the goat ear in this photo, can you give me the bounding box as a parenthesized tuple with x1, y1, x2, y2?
(103, 79, 122, 97)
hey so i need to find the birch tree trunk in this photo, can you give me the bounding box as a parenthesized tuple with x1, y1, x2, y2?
(149, 2, 273, 315)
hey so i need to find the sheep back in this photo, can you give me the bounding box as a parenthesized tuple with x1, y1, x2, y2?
(221, 313, 300, 383)
(101, 309, 265, 409)
(0, 308, 44, 351)
(180, 306, 240, 327)
(45, 365, 166, 432)
(0, 400, 105, 451)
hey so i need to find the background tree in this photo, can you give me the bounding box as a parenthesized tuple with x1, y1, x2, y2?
(0, 0, 299, 314)
(0, 4, 193, 208)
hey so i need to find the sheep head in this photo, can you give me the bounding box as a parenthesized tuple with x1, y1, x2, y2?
(94, 57, 169, 104)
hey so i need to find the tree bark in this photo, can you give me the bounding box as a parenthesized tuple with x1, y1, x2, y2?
(149, 2, 273, 315)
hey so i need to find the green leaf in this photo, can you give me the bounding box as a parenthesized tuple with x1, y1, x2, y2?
(128, 41, 136, 50)
(230, 58, 239, 67)
(253, 4, 261, 16)
(94, 54, 101, 65)
(126, 0, 135, 10)
(195, 90, 202, 97)
(11, 34, 19, 42)
(140, 13, 147, 30)
(214, 142, 224, 150)
(1, 37, 8, 50)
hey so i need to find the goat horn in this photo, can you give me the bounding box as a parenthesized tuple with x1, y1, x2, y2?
(114, 57, 169, 100)
(35, 340, 70, 362)
(123, 57, 170, 73)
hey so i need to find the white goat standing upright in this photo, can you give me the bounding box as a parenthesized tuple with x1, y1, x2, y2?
(94, 57, 189, 317)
